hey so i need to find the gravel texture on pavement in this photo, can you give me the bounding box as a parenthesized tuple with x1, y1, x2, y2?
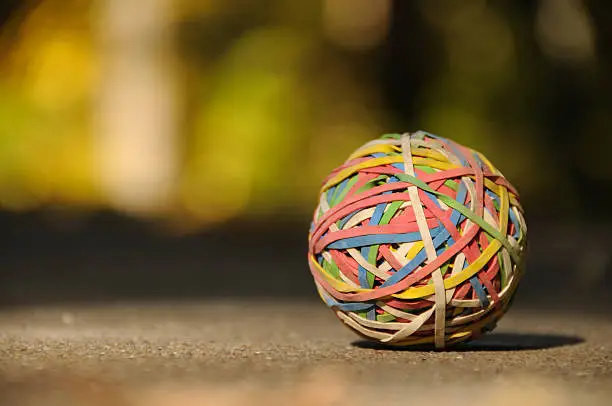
(0, 301, 611, 405)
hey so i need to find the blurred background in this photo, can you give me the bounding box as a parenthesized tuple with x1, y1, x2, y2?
(0, 0, 610, 309)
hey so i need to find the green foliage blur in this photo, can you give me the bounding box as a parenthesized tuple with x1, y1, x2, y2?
(0, 0, 609, 226)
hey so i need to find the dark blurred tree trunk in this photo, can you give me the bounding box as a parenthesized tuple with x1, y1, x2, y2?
(0, 1, 20, 26)
(382, 1, 444, 128)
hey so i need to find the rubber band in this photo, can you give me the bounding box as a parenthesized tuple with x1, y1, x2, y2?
(308, 131, 527, 348)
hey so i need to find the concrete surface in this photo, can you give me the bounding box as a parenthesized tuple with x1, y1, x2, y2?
(0, 301, 611, 405)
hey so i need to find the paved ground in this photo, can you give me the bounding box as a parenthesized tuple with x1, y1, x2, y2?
(0, 301, 611, 405)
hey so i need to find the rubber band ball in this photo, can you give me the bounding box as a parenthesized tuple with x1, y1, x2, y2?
(307, 131, 527, 349)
